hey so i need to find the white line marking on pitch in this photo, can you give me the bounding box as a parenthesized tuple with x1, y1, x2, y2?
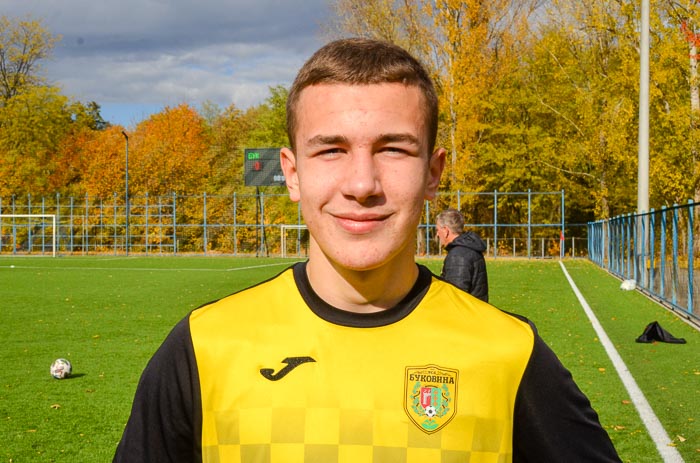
(0, 261, 300, 272)
(225, 262, 301, 271)
(559, 261, 684, 463)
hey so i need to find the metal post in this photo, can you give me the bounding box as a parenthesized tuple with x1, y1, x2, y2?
(233, 192, 238, 256)
(172, 192, 177, 255)
(627, 214, 633, 278)
(660, 206, 667, 298)
(11, 195, 16, 255)
(649, 209, 656, 294)
(688, 200, 694, 315)
(56, 192, 61, 255)
(0, 197, 3, 252)
(259, 190, 266, 256)
(145, 193, 150, 254)
(672, 205, 679, 305)
(255, 187, 260, 256)
(122, 131, 130, 256)
(561, 189, 565, 259)
(27, 194, 32, 253)
(203, 192, 208, 254)
(69, 196, 74, 254)
(41, 196, 46, 254)
(84, 193, 89, 255)
(527, 189, 531, 259)
(113, 193, 117, 255)
(637, 0, 650, 285)
(493, 190, 498, 259)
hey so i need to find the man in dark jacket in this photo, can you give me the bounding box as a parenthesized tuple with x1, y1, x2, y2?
(436, 208, 489, 301)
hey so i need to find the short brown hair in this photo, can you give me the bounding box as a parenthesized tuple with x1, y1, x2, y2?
(286, 37, 438, 152)
(436, 209, 464, 235)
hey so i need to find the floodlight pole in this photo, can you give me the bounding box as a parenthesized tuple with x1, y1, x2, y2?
(122, 131, 130, 256)
(637, 0, 650, 285)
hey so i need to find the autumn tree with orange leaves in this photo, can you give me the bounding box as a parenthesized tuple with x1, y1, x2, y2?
(326, 0, 538, 191)
(127, 104, 210, 196)
(5, 6, 700, 230)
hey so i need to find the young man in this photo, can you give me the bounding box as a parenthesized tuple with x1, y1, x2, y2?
(114, 38, 621, 462)
(436, 208, 489, 302)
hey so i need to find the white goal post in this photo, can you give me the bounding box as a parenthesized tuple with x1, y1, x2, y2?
(280, 224, 308, 258)
(0, 214, 57, 257)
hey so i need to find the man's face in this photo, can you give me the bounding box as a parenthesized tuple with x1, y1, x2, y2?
(281, 83, 445, 271)
(436, 224, 449, 248)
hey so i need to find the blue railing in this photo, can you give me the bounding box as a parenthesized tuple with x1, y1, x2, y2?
(588, 200, 699, 324)
(1, 190, 583, 258)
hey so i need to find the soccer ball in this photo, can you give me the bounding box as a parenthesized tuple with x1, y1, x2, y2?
(50, 358, 72, 379)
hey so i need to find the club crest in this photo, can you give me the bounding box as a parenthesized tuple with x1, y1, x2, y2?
(404, 365, 458, 434)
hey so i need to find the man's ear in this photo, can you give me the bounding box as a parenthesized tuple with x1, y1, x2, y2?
(425, 147, 446, 200)
(280, 147, 300, 202)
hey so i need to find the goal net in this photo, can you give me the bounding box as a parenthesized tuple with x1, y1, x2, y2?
(280, 224, 309, 258)
(0, 214, 57, 257)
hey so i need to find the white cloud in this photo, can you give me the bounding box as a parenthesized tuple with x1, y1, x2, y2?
(1, 0, 331, 126)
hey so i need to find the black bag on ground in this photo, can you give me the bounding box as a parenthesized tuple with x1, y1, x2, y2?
(635, 321, 686, 344)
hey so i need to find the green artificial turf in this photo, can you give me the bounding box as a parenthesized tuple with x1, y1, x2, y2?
(0, 256, 299, 462)
(563, 260, 699, 462)
(1, 256, 697, 462)
(422, 258, 698, 462)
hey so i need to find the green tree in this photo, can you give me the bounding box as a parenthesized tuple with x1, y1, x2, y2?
(487, 0, 641, 219)
(657, 0, 700, 204)
(326, 0, 539, 190)
(0, 15, 109, 199)
(206, 102, 253, 194)
(244, 85, 290, 148)
(425, 0, 538, 191)
(241, 86, 295, 226)
(80, 101, 110, 130)
(325, 0, 428, 56)
(0, 86, 89, 197)
(0, 15, 59, 101)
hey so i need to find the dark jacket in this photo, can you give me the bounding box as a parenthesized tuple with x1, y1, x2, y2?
(441, 231, 489, 302)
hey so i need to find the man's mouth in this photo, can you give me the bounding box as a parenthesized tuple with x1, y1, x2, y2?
(334, 213, 388, 234)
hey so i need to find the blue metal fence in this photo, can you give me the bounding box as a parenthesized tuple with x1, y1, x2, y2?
(588, 200, 699, 324)
(0, 190, 581, 258)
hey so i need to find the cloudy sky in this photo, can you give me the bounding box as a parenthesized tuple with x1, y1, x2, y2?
(2, 0, 332, 127)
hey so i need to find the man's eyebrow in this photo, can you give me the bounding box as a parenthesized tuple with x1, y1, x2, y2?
(377, 133, 420, 145)
(305, 133, 420, 146)
(306, 135, 348, 146)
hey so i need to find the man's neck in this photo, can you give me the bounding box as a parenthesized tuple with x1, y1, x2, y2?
(306, 251, 419, 314)
(445, 231, 459, 246)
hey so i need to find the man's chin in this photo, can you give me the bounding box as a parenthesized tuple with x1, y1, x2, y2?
(333, 257, 386, 273)
(328, 248, 413, 274)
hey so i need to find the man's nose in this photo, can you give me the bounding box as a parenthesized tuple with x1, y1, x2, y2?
(340, 151, 382, 202)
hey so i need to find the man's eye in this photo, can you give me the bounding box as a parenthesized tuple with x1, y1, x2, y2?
(317, 148, 344, 157)
(381, 147, 410, 156)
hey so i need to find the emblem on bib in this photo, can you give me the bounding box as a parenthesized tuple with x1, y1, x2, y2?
(404, 365, 458, 434)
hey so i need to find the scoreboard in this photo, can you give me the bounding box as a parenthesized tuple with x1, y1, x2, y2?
(244, 148, 286, 187)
